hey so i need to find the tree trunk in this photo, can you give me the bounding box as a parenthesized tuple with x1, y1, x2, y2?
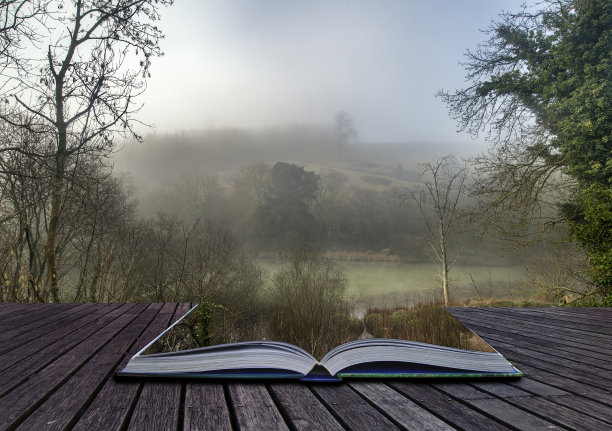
(45, 75, 68, 303)
(440, 223, 449, 307)
(45, 155, 65, 303)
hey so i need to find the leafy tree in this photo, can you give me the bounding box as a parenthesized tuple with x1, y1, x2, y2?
(256, 162, 319, 250)
(439, 0, 611, 293)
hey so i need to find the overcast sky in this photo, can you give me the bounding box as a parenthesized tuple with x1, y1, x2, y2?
(138, 0, 525, 144)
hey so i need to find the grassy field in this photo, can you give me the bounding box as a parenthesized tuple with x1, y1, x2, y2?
(257, 259, 530, 316)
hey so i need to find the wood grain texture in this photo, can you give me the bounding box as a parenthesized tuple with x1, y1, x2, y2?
(268, 383, 345, 431)
(312, 383, 400, 431)
(348, 381, 455, 431)
(0, 303, 140, 430)
(390, 382, 513, 431)
(183, 383, 232, 431)
(127, 382, 181, 431)
(0, 303, 93, 343)
(13, 303, 154, 431)
(72, 304, 169, 431)
(128, 304, 185, 431)
(0, 303, 122, 396)
(228, 383, 289, 431)
(0, 306, 611, 431)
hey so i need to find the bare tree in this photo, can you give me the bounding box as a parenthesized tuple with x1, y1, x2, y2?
(403, 156, 468, 306)
(0, 0, 172, 301)
(333, 110, 357, 159)
(0, 1, 49, 76)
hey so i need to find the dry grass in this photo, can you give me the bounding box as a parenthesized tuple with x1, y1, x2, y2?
(364, 302, 496, 352)
(323, 249, 401, 262)
(460, 297, 556, 307)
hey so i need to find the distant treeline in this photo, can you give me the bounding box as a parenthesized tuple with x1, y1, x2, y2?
(135, 159, 518, 265)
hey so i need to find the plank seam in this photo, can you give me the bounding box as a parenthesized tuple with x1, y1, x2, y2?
(481, 383, 612, 428)
(222, 383, 241, 431)
(265, 384, 299, 431)
(60, 305, 162, 431)
(118, 382, 145, 431)
(0, 304, 123, 398)
(344, 382, 411, 431)
(465, 382, 602, 430)
(0, 303, 142, 431)
(177, 383, 186, 431)
(306, 385, 351, 431)
(387, 382, 492, 431)
(429, 384, 546, 431)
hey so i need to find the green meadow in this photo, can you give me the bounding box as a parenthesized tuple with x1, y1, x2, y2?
(257, 259, 527, 316)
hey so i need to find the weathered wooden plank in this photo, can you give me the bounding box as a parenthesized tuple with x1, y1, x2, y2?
(542, 394, 612, 426)
(0, 303, 141, 430)
(460, 323, 612, 371)
(506, 377, 570, 397)
(0, 303, 73, 330)
(0, 303, 122, 396)
(472, 381, 612, 429)
(268, 383, 345, 431)
(0, 303, 94, 343)
(127, 382, 181, 431)
(0, 304, 104, 358)
(504, 361, 612, 406)
(468, 381, 531, 399)
(433, 383, 561, 430)
(128, 304, 188, 431)
(0, 303, 119, 370)
(348, 381, 455, 431)
(170, 302, 192, 324)
(457, 309, 612, 349)
(1, 305, 610, 431)
(460, 319, 612, 363)
(0, 302, 47, 318)
(311, 384, 400, 431)
(71, 304, 172, 431)
(390, 382, 513, 431)
(508, 396, 611, 430)
(228, 383, 289, 431)
(14, 303, 156, 431)
(500, 375, 612, 424)
(451, 314, 612, 363)
(476, 307, 612, 331)
(488, 347, 612, 391)
(465, 324, 612, 375)
(482, 309, 612, 343)
(450, 309, 612, 352)
(183, 383, 233, 431)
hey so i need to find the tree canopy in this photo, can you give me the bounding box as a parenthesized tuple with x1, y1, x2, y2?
(255, 162, 319, 250)
(440, 0, 611, 294)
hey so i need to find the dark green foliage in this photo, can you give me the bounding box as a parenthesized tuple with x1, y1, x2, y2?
(184, 301, 225, 347)
(255, 162, 320, 250)
(441, 0, 611, 294)
(568, 184, 612, 290)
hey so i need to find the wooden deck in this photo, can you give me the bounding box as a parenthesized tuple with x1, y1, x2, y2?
(0, 304, 611, 431)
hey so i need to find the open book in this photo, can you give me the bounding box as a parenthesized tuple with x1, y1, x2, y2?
(118, 304, 523, 381)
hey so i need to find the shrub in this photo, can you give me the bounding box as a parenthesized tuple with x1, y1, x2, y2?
(267, 248, 356, 358)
